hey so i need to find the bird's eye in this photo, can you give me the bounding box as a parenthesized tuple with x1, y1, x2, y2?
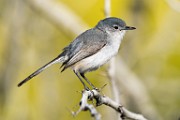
(113, 25, 119, 30)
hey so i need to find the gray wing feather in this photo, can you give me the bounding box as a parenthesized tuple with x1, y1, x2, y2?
(61, 28, 107, 71)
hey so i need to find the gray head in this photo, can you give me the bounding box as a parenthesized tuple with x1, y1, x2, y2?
(96, 17, 136, 33)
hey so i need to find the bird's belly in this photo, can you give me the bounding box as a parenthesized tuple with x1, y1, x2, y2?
(72, 45, 119, 73)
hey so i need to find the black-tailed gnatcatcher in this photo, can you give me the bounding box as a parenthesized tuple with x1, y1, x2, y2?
(17, 17, 136, 89)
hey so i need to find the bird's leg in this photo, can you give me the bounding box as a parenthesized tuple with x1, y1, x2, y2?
(80, 73, 95, 89)
(73, 70, 89, 90)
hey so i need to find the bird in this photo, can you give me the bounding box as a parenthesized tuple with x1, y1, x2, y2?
(17, 17, 136, 89)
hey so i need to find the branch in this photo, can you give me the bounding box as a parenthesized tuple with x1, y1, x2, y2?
(165, 0, 180, 12)
(1, 0, 25, 98)
(114, 57, 162, 119)
(104, 0, 122, 119)
(73, 89, 148, 120)
(72, 90, 101, 120)
(25, 0, 88, 35)
(104, 0, 111, 17)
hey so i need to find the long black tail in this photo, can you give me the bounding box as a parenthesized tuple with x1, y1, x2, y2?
(17, 56, 63, 87)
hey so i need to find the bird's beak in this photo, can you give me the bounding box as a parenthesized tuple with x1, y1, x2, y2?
(122, 26, 136, 30)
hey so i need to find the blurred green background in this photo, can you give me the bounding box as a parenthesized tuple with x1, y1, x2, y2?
(0, 0, 180, 120)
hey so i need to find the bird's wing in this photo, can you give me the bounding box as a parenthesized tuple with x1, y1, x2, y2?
(61, 28, 107, 71)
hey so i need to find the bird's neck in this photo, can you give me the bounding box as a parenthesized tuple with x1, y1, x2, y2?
(108, 31, 126, 50)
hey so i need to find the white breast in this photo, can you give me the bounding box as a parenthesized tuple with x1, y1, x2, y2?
(73, 31, 126, 73)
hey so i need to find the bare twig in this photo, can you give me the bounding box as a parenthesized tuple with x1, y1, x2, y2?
(72, 90, 101, 120)
(104, 0, 111, 17)
(73, 89, 148, 120)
